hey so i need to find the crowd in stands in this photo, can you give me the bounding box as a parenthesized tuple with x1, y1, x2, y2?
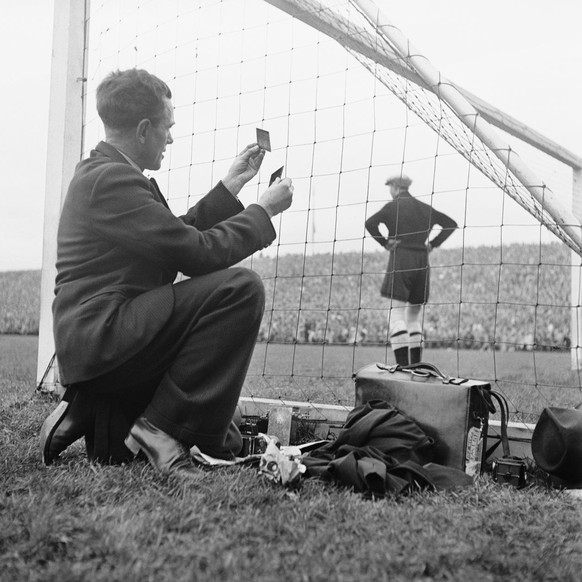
(1, 243, 575, 351)
(0, 270, 41, 335)
(253, 243, 574, 352)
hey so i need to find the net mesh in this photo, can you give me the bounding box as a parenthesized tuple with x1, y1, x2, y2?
(79, 0, 582, 423)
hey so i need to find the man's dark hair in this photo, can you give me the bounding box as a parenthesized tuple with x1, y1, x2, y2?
(96, 69, 172, 130)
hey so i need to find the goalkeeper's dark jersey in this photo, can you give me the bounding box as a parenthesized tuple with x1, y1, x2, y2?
(365, 191, 457, 250)
(365, 190, 457, 303)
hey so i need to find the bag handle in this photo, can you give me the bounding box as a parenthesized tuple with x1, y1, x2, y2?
(376, 361, 448, 381)
(376, 361, 472, 386)
(375, 361, 497, 414)
(486, 391, 511, 458)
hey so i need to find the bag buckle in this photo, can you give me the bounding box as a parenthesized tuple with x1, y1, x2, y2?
(443, 376, 469, 386)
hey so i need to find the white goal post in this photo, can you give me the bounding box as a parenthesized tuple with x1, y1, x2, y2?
(37, 0, 87, 393)
(38, 0, 582, 423)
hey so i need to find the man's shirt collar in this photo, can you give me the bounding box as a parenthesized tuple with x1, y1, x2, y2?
(107, 143, 142, 172)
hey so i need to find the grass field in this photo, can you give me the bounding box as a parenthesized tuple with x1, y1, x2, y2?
(2, 334, 582, 581)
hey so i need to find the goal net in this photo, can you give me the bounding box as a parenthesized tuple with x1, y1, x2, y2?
(42, 0, 582, 428)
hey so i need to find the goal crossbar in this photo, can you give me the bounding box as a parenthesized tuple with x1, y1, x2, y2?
(268, 0, 582, 170)
(265, 0, 582, 255)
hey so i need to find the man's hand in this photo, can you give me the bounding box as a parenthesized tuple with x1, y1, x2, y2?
(222, 144, 265, 196)
(384, 239, 400, 251)
(257, 178, 294, 218)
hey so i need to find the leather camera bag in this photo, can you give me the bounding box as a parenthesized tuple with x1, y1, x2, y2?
(353, 362, 495, 476)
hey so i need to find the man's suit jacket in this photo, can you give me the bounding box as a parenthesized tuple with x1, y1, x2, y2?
(53, 141, 275, 385)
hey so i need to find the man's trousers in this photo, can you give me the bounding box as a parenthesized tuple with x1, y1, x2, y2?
(74, 267, 265, 461)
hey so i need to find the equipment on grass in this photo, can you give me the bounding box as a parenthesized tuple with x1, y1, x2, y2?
(491, 457, 528, 488)
(353, 362, 495, 476)
(531, 406, 582, 485)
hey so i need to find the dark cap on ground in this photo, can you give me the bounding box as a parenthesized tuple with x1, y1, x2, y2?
(532, 406, 582, 485)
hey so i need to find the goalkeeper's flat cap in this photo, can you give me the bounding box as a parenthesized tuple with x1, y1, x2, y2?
(385, 175, 412, 188)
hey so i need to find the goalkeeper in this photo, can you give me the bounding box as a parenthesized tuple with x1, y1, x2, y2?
(365, 175, 457, 366)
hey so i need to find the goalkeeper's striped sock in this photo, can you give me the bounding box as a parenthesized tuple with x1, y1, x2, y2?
(410, 347, 422, 364)
(389, 320, 409, 366)
(409, 321, 423, 364)
(393, 346, 409, 366)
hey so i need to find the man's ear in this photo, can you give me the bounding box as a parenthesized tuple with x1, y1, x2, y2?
(136, 118, 151, 145)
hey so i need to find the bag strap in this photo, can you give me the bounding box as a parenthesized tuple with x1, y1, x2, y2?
(486, 390, 511, 458)
(377, 361, 448, 380)
(375, 362, 496, 414)
(376, 361, 472, 387)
